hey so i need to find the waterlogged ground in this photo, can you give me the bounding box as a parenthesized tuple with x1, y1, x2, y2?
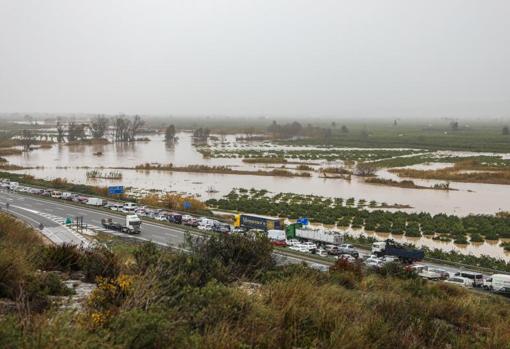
(5, 132, 510, 216)
(5, 132, 510, 259)
(344, 228, 510, 261)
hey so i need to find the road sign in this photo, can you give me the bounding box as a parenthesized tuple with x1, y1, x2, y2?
(108, 186, 124, 195)
(183, 201, 192, 209)
(297, 217, 309, 226)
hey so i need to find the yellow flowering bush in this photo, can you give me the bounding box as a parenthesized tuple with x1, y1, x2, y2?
(85, 274, 135, 328)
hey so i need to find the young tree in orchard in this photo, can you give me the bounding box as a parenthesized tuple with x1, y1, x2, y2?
(165, 124, 176, 142)
(503, 126, 509, 135)
(89, 115, 109, 139)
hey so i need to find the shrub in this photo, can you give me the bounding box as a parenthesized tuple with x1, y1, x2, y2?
(39, 243, 82, 272)
(80, 247, 121, 282)
(133, 242, 161, 273)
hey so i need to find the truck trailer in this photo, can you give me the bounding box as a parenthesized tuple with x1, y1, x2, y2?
(371, 240, 424, 263)
(235, 214, 284, 231)
(295, 227, 343, 245)
(101, 215, 142, 234)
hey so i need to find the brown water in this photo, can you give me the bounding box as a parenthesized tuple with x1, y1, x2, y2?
(4, 132, 510, 260)
(345, 228, 510, 261)
(6, 132, 510, 217)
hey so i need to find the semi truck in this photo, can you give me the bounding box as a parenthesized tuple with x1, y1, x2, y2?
(101, 215, 141, 234)
(371, 239, 424, 263)
(234, 214, 284, 231)
(286, 223, 343, 245)
(295, 227, 343, 245)
(86, 197, 104, 206)
(267, 229, 287, 246)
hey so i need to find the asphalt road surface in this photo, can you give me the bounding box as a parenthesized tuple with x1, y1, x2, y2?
(0, 189, 503, 277)
(0, 189, 315, 267)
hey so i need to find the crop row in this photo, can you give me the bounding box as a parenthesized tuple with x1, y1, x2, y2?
(206, 189, 510, 244)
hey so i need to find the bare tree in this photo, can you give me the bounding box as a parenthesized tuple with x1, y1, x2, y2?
(57, 121, 65, 143)
(89, 115, 109, 139)
(56, 122, 66, 143)
(112, 115, 144, 142)
(113, 116, 130, 142)
(129, 115, 144, 141)
(20, 129, 35, 151)
(354, 162, 377, 176)
(67, 122, 86, 141)
(165, 124, 176, 143)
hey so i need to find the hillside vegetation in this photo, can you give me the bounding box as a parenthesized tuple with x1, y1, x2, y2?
(0, 213, 509, 348)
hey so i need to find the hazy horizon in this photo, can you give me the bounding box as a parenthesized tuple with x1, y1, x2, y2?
(1, 0, 509, 118)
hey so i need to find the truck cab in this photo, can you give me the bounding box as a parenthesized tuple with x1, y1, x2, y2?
(371, 241, 386, 255)
(125, 214, 141, 234)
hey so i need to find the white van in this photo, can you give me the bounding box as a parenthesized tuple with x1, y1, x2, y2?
(454, 271, 484, 287)
(446, 276, 472, 288)
(9, 181, 19, 190)
(62, 192, 73, 200)
(51, 191, 62, 199)
(483, 274, 510, 293)
(122, 202, 138, 213)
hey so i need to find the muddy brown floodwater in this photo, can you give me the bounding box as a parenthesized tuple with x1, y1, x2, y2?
(4, 132, 510, 260)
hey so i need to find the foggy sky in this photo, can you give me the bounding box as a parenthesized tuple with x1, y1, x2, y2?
(1, 0, 509, 118)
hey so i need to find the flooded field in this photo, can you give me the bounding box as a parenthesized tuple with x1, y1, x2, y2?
(345, 228, 510, 261)
(5, 132, 510, 216)
(4, 131, 510, 260)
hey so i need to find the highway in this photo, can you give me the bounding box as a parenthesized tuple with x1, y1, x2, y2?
(0, 189, 192, 248)
(1, 189, 508, 279)
(0, 189, 316, 267)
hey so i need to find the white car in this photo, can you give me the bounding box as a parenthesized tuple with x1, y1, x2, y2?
(289, 244, 310, 253)
(365, 255, 382, 268)
(411, 265, 445, 280)
(312, 248, 328, 257)
(381, 255, 400, 264)
(445, 277, 472, 288)
(198, 224, 213, 231)
(181, 214, 193, 221)
(286, 239, 301, 247)
(337, 254, 356, 262)
(300, 241, 317, 251)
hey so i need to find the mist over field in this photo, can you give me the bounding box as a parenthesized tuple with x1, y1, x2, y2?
(1, 0, 510, 118)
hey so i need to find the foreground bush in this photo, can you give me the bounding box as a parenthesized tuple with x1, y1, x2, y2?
(2, 222, 510, 348)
